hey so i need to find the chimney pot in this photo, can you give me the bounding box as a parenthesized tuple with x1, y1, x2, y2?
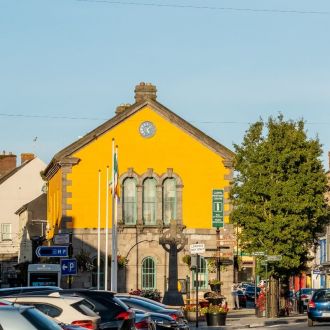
(21, 153, 35, 165)
(134, 82, 157, 103)
(115, 103, 131, 115)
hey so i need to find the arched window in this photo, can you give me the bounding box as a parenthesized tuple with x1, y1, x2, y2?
(141, 257, 156, 290)
(123, 178, 137, 225)
(92, 257, 105, 289)
(163, 178, 176, 225)
(192, 256, 208, 289)
(143, 178, 157, 225)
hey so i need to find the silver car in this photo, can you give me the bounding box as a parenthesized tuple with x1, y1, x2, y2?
(0, 304, 62, 330)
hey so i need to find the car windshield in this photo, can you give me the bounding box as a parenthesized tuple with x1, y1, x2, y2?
(21, 307, 62, 330)
(313, 290, 330, 302)
(120, 298, 163, 312)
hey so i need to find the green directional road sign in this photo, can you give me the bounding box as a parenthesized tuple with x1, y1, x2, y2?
(267, 255, 282, 262)
(212, 189, 224, 228)
(251, 251, 266, 256)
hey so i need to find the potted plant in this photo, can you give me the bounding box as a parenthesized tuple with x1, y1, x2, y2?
(208, 279, 223, 292)
(201, 304, 228, 326)
(182, 304, 205, 322)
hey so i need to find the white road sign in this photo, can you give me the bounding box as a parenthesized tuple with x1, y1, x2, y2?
(190, 243, 205, 254)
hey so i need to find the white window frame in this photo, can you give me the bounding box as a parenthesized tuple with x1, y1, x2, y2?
(1, 223, 12, 241)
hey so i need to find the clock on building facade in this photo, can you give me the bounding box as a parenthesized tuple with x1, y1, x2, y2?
(139, 121, 156, 138)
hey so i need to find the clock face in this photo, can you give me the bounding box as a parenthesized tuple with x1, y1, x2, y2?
(139, 121, 156, 138)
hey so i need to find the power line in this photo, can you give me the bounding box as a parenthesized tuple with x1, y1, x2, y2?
(74, 0, 330, 15)
(0, 113, 103, 121)
(1, 112, 330, 125)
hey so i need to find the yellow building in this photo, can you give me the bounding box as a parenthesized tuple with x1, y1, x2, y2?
(43, 83, 236, 299)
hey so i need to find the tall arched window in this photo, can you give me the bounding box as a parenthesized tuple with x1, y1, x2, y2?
(163, 178, 176, 225)
(143, 178, 157, 225)
(123, 178, 137, 225)
(192, 256, 208, 289)
(141, 257, 156, 289)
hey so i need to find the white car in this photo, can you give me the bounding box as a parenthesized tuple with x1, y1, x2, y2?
(5, 293, 100, 329)
(0, 304, 62, 330)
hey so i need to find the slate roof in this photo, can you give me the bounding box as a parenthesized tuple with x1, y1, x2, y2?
(44, 99, 235, 176)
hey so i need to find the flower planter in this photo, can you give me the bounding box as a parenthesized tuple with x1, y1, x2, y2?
(210, 283, 221, 292)
(205, 312, 227, 326)
(184, 311, 205, 322)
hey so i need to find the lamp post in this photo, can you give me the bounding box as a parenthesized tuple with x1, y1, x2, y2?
(124, 239, 156, 291)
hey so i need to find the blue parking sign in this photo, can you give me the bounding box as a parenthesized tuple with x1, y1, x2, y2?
(61, 258, 77, 276)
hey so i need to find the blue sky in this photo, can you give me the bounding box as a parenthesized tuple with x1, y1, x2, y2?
(1, 0, 330, 168)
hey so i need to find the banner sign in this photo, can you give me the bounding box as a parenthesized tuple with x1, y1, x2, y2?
(212, 189, 224, 228)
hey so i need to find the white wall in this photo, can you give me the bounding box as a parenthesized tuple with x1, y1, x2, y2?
(0, 158, 46, 257)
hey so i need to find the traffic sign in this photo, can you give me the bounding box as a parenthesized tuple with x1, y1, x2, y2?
(267, 255, 282, 262)
(212, 189, 224, 228)
(252, 251, 266, 256)
(190, 243, 205, 254)
(36, 246, 69, 258)
(219, 258, 233, 265)
(61, 258, 77, 276)
(53, 234, 70, 245)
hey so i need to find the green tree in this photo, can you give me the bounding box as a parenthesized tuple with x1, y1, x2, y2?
(230, 115, 330, 276)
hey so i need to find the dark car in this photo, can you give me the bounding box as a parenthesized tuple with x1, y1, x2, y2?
(237, 289, 247, 308)
(244, 286, 261, 302)
(134, 309, 180, 330)
(116, 295, 189, 330)
(307, 288, 330, 327)
(134, 310, 154, 330)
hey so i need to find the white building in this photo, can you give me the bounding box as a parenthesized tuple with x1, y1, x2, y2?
(0, 153, 46, 286)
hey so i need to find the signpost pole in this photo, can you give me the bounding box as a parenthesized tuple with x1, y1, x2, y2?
(195, 254, 199, 329)
(216, 228, 221, 285)
(68, 232, 73, 289)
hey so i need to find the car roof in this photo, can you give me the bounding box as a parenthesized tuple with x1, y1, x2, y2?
(0, 286, 61, 292)
(5, 292, 86, 303)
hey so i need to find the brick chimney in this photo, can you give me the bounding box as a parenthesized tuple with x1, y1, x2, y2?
(0, 151, 17, 178)
(21, 153, 35, 165)
(134, 82, 157, 103)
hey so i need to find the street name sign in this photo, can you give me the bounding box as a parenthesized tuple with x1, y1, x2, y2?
(212, 189, 224, 228)
(53, 233, 70, 245)
(267, 255, 282, 262)
(61, 258, 77, 276)
(251, 251, 266, 256)
(190, 243, 205, 254)
(36, 246, 69, 258)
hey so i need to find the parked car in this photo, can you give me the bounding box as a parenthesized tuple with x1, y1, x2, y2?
(116, 294, 189, 330)
(134, 309, 180, 330)
(244, 286, 261, 302)
(5, 293, 100, 329)
(0, 286, 62, 297)
(0, 304, 63, 330)
(296, 288, 316, 311)
(8, 288, 136, 330)
(51, 289, 136, 330)
(134, 309, 155, 330)
(237, 289, 247, 308)
(237, 282, 253, 292)
(307, 288, 330, 326)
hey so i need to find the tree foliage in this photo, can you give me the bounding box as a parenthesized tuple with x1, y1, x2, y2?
(230, 115, 330, 276)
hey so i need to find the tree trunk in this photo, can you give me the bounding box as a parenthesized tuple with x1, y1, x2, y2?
(269, 276, 279, 318)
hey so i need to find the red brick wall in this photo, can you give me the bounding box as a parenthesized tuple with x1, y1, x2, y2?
(0, 154, 16, 177)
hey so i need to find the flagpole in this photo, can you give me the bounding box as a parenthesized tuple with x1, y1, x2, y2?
(113, 146, 118, 292)
(111, 139, 116, 291)
(105, 166, 109, 291)
(97, 169, 101, 291)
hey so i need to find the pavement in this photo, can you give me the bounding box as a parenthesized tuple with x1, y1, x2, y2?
(188, 308, 307, 329)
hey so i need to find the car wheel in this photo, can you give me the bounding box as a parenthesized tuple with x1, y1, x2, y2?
(307, 318, 314, 327)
